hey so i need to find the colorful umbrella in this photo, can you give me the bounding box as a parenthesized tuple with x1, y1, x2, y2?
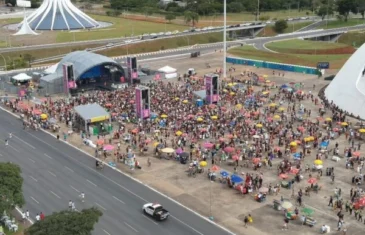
(175, 131, 183, 136)
(256, 124, 263, 128)
(182, 100, 189, 104)
(231, 174, 243, 183)
(314, 160, 323, 165)
(103, 145, 114, 151)
(220, 171, 229, 177)
(325, 117, 332, 122)
(211, 165, 220, 171)
(40, 113, 48, 119)
(301, 207, 314, 216)
(96, 139, 104, 145)
(232, 155, 239, 161)
(211, 116, 218, 120)
(281, 201, 293, 209)
(161, 114, 168, 118)
(224, 147, 235, 153)
(197, 117, 204, 122)
(359, 129, 365, 133)
(353, 151, 361, 157)
(161, 148, 175, 153)
(269, 103, 277, 107)
(289, 141, 297, 147)
(279, 174, 288, 179)
(200, 161, 207, 167)
(341, 122, 348, 126)
(176, 148, 183, 154)
(307, 178, 317, 184)
(203, 142, 214, 149)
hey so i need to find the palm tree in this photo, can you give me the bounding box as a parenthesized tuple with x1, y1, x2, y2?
(184, 11, 199, 27)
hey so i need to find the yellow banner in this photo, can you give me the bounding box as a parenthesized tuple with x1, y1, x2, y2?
(90, 115, 110, 123)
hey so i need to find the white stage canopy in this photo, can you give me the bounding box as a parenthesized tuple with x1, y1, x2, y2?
(158, 65, 177, 79)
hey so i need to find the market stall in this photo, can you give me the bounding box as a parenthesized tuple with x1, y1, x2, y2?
(74, 103, 111, 134)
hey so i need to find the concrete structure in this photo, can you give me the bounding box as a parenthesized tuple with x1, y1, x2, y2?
(24, 0, 99, 30)
(324, 43, 365, 118)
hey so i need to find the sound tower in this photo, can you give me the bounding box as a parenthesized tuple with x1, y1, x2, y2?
(135, 86, 150, 119)
(127, 57, 138, 83)
(62, 62, 76, 94)
(204, 73, 219, 104)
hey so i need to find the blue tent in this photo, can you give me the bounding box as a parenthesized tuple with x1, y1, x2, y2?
(293, 152, 301, 159)
(281, 84, 288, 89)
(231, 174, 243, 183)
(320, 141, 329, 147)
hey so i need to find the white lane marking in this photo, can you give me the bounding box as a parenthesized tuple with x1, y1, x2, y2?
(31, 197, 39, 204)
(112, 196, 125, 204)
(95, 202, 107, 211)
(50, 190, 61, 199)
(13, 135, 36, 149)
(102, 229, 111, 235)
(124, 222, 138, 233)
(70, 185, 80, 193)
(47, 170, 56, 177)
(29, 175, 38, 182)
(21, 120, 214, 235)
(65, 166, 74, 172)
(142, 214, 159, 225)
(44, 153, 52, 159)
(28, 158, 35, 163)
(86, 179, 97, 187)
(9, 144, 20, 152)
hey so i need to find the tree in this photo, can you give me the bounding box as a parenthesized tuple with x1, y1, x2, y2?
(23, 54, 35, 67)
(358, 0, 365, 19)
(165, 14, 176, 23)
(0, 163, 24, 214)
(142, 7, 154, 18)
(317, 4, 333, 20)
(273, 19, 288, 33)
(25, 207, 103, 235)
(184, 11, 199, 27)
(5, 0, 16, 6)
(337, 0, 358, 21)
(227, 2, 244, 13)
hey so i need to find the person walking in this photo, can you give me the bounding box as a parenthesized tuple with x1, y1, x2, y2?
(68, 200, 73, 210)
(9, 133, 12, 139)
(40, 212, 45, 220)
(5, 139, 8, 146)
(79, 192, 85, 203)
(358, 210, 363, 222)
(35, 213, 40, 221)
(328, 196, 333, 207)
(25, 210, 29, 220)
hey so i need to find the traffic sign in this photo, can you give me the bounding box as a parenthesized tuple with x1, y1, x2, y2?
(317, 62, 330, 69)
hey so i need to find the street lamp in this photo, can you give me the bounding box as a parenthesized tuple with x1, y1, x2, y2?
(223, 0, 227, 79)
(0, 54, 7, 71)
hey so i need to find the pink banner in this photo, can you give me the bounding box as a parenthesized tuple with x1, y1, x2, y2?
(135, 88, 142, 118)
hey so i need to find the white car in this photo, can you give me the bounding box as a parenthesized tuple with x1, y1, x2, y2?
(142, 203, 169, 221)
(165, 31, 172, 35)
(182, 30, 189, 33)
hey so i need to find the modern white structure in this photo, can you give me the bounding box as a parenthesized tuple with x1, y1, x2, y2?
(23, 0, 99, 30)
(324, 43, 365, 118)
(14, 13, 38, 35)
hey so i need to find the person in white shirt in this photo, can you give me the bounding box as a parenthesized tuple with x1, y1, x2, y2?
(68, 200, 73, 210)
(21, 211, 26, 223)
(79, 192, 85, 203)
(71, 202, 76, 211)
(25, 210, 30, 219)
(35, 214, 40, 221)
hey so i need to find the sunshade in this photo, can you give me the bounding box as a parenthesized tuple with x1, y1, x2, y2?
(231, 175, 243, 183)
(281, 201, 293, 209)
(199, 161, 207, 167)
(161, 147, 174, 153)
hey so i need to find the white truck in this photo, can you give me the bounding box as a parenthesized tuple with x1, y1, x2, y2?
(142, 203, 169, 221)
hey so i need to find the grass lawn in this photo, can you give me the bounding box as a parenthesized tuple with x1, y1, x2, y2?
(228, 45, 351, 69)
(316, 18, 365, 29)
(0, 18, 22, 25)
(0, 41, 7, 48)
(266, 39, 347, 52)
(258, 21, 313, 37)
(338, 31, 365, 48)
(56, 14, 189, 42)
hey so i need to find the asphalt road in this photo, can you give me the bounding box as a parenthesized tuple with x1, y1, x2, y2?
(0, 108, 233, 235)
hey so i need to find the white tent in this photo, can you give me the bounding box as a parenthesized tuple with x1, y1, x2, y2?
(12, 73, 32, 81)
(158, 66, 177, 73)
(44, 63, 59, 74)
(13, 12, 38, 36)
(158, 65, 177, 79)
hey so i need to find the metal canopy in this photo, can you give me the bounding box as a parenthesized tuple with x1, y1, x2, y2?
(74, 103, 110, 123)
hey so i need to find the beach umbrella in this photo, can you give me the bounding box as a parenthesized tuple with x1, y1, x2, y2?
(144, 139, 151, 144)
(161, 114, 168, 118)
(227, 83, 234, 87)
(273, 115, 281, 120)
(203, 142, 214, 149)
(197, 117, 203, 122)
(161, 148, 175, 153)
(33, 109, 42, 115)
(307, 178, 317, 184)
(314, 160, 323, 165)
(129, 100, 135, 104)
(199, 161, 207, 167)
(176, 148, 183, 154)
(174, 97, 180, 101)
(211, 116, 218, 120)
(279, 173, 288, 179)
(293, 152, 301, 159)
(281, 201, 293, 210)
(341, 122, 348, 126)
(289, 168, 299, 175)
(176, 131, 183, 136)
(252, 158, 261, 164)
(103, 145, 114, 151)
(231, 174, 243, 183)
(96, 139, 104, 145)
(153, 142, 160, 147)
(235, 104, 243, 110)
(230, 92, 235, 96)
(263, 75, 268, 78)
(131, 128, 138, 134)
(265, 80, 271, 83)
(182, 100, 189, 104)
(278, 107, 285, 111)
(301, 208, 314, 216)
(253, 135, 260, 139)
(259, 187, 269, 193)
(224, 147, 235, 153)
(220, 171, 229, 177)
(269, 103, 277, 107)
(232, 155, 239, 161)
(40, 113, 48, 119)
(325, 117, 332, 122)
(262, 91, 269, 95)
(256, 124, 263, 128)
(289, 141, 297, 147)
(353, 151, 361, 157)
(211, 165, 220, 171)
(359, 129, 365, 133)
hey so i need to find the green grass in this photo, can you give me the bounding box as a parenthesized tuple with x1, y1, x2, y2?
(0, 18, 22, 25)
(258, 21, 313, 37)
(317, 18, 365, 29)
(56, 14, 189, 42)
(228, 45, 351, 69)
(338, 31, 365, 48)
(266, 39, 347, 52)
(0, 41, 7, 48)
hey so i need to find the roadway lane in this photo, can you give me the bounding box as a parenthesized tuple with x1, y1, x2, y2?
(0, 108, 233, 235)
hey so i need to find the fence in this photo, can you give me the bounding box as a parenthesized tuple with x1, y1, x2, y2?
(0, 75, 23, 95)
(226, 57, 320, 75)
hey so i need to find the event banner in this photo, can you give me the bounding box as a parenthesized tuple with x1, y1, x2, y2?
(205, 75, 212, 104)
(135, 88, 142, 118)
(143, 109, 150, 118)
(62, 64, 69, 94)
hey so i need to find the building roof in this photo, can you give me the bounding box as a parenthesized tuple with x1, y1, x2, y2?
(54, 51, 120, 81)
(324, 43, 365, 119)
(74, 103, 110, 122)
(193, 90, 206, 99)
(25, 0, 99, 30)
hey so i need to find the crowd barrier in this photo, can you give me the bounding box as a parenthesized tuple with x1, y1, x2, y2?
(226, 57, 320, 75)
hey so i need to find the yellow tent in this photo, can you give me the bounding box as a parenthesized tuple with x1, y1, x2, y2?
(40, 113, 48, 119)
(359, 129, 365, 133)
(273, 115, 281, 119)
(174, 97, 180, 101)
(161, 114, 168, 118)
(256, 124, 263, 128)
(197, 117, 203, 122)
(289, 141, 297, 147)
(182, 100, 189, 104)
(269, 103, 277, 107)
(341, 122, 348, 126)
(211, 116, 218, 120)
(314, 160, 323, 165)
(176, 131, 183, 136)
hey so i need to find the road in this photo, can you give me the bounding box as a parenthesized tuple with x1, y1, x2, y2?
(0, 108, 233, 235)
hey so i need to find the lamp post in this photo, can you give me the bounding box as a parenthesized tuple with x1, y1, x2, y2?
(326, 0, 329, 28)
(0, 53, 7, 71)
(223, 0, 227, 79)
(256, 0, 260, 21)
